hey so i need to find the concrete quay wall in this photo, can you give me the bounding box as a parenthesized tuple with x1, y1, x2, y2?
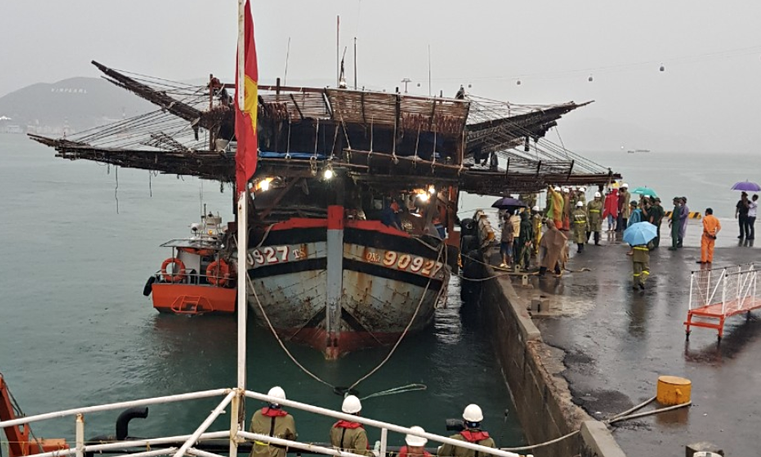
(474, 261, 626, 457)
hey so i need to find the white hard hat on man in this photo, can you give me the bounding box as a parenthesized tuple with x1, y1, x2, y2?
(462, 404, 483, 422)
(342, 395, 362, 414)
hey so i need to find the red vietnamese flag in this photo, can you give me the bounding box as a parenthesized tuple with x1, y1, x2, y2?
(235, 0, 258, 196)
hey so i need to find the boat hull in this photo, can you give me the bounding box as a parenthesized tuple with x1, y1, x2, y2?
(246, 219, 449, 358)
(152, 283, 237, 314)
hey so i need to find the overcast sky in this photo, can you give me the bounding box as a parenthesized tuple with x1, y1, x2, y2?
(2, 1, 760, 153)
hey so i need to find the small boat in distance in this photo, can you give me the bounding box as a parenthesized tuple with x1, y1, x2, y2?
(626, 149, 651, 154)
(143, 211, 236, 315)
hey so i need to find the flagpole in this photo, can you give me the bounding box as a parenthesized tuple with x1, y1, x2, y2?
(236, 0, 247, 395)
(231, 1, 248, 456)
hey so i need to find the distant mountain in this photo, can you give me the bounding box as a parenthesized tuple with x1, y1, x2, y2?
(0, 77, 154, 132)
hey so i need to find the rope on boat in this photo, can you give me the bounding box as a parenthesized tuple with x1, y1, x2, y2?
(346, 242, 445, 392)
(498, 397, 691, 452)
(244, 238, 445, 399)
(359, 384, 427, 401)
(246, 274, 334, 389)
(457, 252, 591, 283)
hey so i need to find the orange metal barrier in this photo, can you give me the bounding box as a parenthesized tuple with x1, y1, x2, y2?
(685, 264, 760, 340)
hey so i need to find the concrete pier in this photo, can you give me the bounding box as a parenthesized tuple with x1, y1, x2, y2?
(470, 225, 758, 457)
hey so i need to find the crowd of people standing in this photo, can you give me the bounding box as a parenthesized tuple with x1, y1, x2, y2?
(496, 182, 758, 287)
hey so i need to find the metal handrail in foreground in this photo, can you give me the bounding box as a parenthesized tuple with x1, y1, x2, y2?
(0, 390, 529, 457)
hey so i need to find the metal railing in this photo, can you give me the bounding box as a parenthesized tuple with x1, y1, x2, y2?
(0, 389, 530, 457)
(152, 269, 234, 288)
(688, 264, 757, 315)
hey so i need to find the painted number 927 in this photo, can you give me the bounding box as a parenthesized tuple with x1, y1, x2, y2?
(248, 246, 306, 266)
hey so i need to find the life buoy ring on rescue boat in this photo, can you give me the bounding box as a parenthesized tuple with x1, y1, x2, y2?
(206, 259, 231, 286)
(161, 257, 187, 283)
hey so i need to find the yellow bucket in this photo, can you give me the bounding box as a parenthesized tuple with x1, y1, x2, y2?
(656, 376, 692, 405)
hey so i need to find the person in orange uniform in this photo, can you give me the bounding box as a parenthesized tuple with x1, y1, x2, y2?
(698, 208, 721, 264)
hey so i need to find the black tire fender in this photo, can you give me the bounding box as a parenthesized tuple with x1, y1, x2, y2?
(143, 276, 156, 297)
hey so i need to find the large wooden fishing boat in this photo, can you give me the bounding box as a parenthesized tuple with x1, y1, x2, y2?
(30, 62, 619, 358)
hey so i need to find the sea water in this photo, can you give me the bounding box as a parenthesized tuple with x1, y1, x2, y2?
(0, 134, 524, 447)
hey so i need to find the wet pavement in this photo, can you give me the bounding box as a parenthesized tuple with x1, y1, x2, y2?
(510, 221, 759, 457)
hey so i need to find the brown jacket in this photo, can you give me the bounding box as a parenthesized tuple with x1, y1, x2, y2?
(438, 430, 495, 457)
(330, 421, 373, 456)
(249, 408, 297, 457)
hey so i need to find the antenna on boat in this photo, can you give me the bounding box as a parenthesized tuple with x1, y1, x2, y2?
(353, 37, 358, 90)
(284, 37, 291, 85)
(427, 44, 432, 97)
(336, 15, 340, 86)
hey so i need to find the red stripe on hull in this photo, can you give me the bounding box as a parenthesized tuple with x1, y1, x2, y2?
(270, 218, 328, 231)
(281, 327, 404, 360)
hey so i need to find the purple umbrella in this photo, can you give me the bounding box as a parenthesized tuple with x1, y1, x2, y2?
(731, 181, 761, 192)
(491, 197, 527, 209)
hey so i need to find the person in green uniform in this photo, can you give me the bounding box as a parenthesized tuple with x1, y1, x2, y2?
(668, 197, 682, 251)
(330, 395, 373, 456)
(572, 201, 588, 253)
(586, 192, 603, 245)
(627, 243, 650, 290)
(437, 404, 496, 457)
(648, 197, 665, 248)
(532, 206, 543, 256)
(516, 211, 534, 270)
(249, 387, 297, 457)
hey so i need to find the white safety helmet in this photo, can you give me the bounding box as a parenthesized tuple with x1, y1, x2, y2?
(267, 386, 286, 403)
(576, 201, 584, 207)
(532, 206, 540, 212)
(462, 404, 483, 422)
(562, 187, 569, 193)
(621, 183, 629, 189)
(405, 426, 428, 447)
(594, 192, 601, 198)
(579, 186, 586, 192)
(342, 395, 362, 414)
(553, 186, 561, 191)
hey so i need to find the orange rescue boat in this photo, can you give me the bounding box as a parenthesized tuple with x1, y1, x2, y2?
(143, 212, 236, 314)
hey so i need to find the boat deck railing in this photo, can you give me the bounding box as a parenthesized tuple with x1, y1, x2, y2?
(152, 269, 234, 288)
(0, 389, 530, 457)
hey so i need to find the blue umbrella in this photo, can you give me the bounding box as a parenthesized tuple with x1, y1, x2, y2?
(491, 197, 526, 210)
(630, 186, 657, 198)
(623, 222, 658, 246)
(731, 181, 761, 192)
